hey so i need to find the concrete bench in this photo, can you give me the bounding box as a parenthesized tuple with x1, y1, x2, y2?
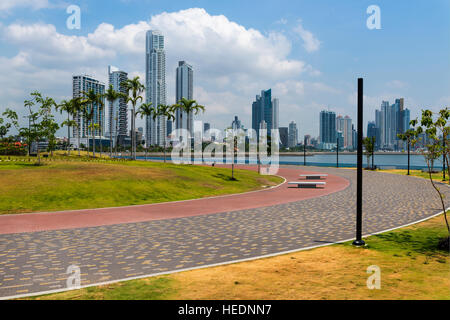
(299, 174, 328, 180)
(289, 181, 326, 188)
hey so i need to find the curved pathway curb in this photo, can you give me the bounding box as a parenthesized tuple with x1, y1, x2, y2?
(0, 166, 349, 235)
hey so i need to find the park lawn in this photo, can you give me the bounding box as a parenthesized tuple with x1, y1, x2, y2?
(0, 159, 283, 215)
(28, 215, 449, 300)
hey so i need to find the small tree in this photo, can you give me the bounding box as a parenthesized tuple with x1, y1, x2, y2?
(41, 112, 59, 157)
(156, 104, 175, 163)
(81, 89, 104, 158)
(125, 77, 145, 160)
(136, 102, 156, 161)
(0, 117, 11, 139)
(410, 108, 450, 248)
(4, 92, 57, 164)
(104, 84, 127, 158)
(363, 136, 375, 169)
(398, 129, 415, 175)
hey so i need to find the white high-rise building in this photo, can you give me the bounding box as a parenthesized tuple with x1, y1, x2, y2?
(288, 121, 298, 148)
(175, 61, 194, 137)
(108, 66, 128, 146)
(72, 75, 105, 139)
(145, 30, 167, 147)
(336, 115, 353, 149)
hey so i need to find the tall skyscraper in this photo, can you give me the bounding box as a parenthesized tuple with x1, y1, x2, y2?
(352, 124, 357, 150)
(175, 61, 194, 136)
(374, 99, 410, 150)
(319, 110, 336, 144)
(304, 135, 311, 146)
(231, 116, 242, 130)
(367, 122, 377, 140)
(203, 123, 211, 134)
(252, 89, 278, 138)
(145, 30, 167, 147)
(166, 120, 173, 137)
(72, 75, 105, 139)
(108, 66, 128, 146)
(272, 98, 279, 130)
(279, 127, 288, 148)
(336, 115, 353, 149)
(288, 121, 298, 148)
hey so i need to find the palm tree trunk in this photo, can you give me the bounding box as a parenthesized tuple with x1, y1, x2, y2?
(92, 121, 96, 158)
(164, 133, 166, 163)
(67, 113, 71, 156)
(100, 127, 103, 158)
(427, 159, 450, 234)
(232, 163, 234, 180)
(109, 100, 112, 158)
(78, 127, 81, 157)
(133, 107, 137, 160)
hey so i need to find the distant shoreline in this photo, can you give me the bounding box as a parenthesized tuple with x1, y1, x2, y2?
(128, 151, 423, 157)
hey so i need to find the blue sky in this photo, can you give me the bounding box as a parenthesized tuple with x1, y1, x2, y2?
(0, 0, 449, 137)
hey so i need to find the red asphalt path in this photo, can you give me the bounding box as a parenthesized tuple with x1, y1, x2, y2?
(0, 166, 349, 235)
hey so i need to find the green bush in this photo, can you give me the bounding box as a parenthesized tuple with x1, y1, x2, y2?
(0, 141, 27, 156)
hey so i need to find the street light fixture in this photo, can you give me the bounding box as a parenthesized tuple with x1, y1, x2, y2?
(336, 137, 339, 168)
(353, 78, 366, 247)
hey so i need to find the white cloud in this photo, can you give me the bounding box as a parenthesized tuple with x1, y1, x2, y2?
(293, 21, 321, 53)
(3, 23, 115, 68)
(0, 0, 49, 11)
(0, 8, 328, 134)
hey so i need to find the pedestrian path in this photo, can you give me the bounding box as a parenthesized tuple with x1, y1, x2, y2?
(0, 166, 447, 299)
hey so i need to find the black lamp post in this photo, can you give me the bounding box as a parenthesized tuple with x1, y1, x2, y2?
(336, 137, 339, 168)
(372, 136, 375, 170)
(353, 78, 365, 247)
(304, 136, 306, 166)
(407, 138, 410, 176)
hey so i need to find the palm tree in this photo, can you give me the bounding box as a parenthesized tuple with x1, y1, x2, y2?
(56, 99, 77, 156)
(125, 77, 145, 160)
(173, 98, 205, 135)
(398, 129, 415, 175)
(81, 89, 104, 158)
(136, 102, 157, 161)
(172, 98, 205, 151)
(114, 111, 119, 158)
(71, 97, 85, 157)
(363, 136, 375, 169)
(156, 104, 175, 163)
(104, 84, 126, 158)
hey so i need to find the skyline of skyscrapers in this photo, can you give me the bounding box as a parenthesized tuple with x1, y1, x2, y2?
(72, 75, 105, 139)
(374, 98, 410, 150)
(145, 30, 167, 147)
(67, 30, 417, 152)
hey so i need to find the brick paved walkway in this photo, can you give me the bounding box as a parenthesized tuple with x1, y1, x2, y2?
(0, 166, 447, 299)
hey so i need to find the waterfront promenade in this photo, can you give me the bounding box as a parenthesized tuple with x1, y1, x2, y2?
(0, 166, 447, 299)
